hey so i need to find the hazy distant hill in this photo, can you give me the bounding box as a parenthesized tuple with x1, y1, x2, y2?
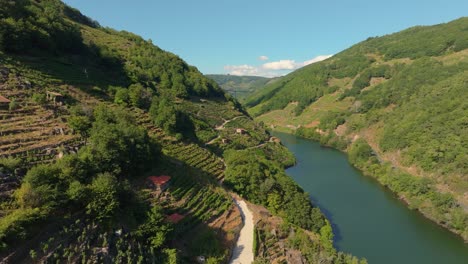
(206, 74, 275, 102)
(245, 17, 468, 240)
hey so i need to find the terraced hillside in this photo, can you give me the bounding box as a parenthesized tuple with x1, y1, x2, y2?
(0, 1, 367, 263)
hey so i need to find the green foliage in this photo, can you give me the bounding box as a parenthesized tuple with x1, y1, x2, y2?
(113, 87, 129, 106)
(66, 180, 88, 205)
(246, 18, 468, 116)
(15, 164, 65, 209)
(135, 206, 171, 249)
(8, 97, 18, 111)
(68, 115, 92, 138)
(3, 103, 162, 251)
(319, 222, 334, 253)
(373, 61, 467, 174)
(0, 0, 84, 54)
(348, 139, 375, 166)
(286, 226, 366, 264)
(85, 173, 121, 222)
(0, 157, 21, 173)
(85, 105, 157, 175)
(150, 97, 178, 135)
(149, 97, 196, 139)
(318, 111, 348, 130)
(189, 228, 225, 259)
(224, 149, 325, 232)
(31, 93, 47, 105)
(128, 83, 152, 108)
(0, 208, 45, 251)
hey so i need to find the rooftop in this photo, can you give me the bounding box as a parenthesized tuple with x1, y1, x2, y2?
(148, 175, 171, 186)
(0, 95, 10, 103)
(47, 91, 63, 97)
(166, 213, 185, 224)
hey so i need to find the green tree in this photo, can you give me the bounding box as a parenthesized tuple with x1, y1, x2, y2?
(128, 83, 147, 108)
(8, 98, 18, 111)
(136, 206, 170, 249)
(31, 93, 47, 105)
(86, 173, 120, 222)
(114, 88, 129, 106)
(68, 115, 91, 138)
(319, 223, 334, 253)
(150, 98, 177, 135)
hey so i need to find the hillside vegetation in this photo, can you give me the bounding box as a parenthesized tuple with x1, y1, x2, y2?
(246, 17, 468, 240)
(0, 1, 365, 263)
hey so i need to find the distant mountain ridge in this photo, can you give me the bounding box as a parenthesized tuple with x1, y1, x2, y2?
(206, 74, 275, 102)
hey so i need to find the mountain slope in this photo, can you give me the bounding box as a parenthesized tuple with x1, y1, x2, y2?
(246, 17, 468, 240)
(0, 1, 365, 263)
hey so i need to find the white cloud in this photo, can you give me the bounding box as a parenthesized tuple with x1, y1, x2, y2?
(224, 54, 333, 77)
(258, 55, 269, 61)
(224, 64, 259, 76)
(262, 60, 296, 70)
(301, 55, 333, 66)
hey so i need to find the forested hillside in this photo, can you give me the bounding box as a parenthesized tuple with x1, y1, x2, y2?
(246, 17, 468, 240)
(0, 1, 365, 263)
(206, 74, 274, 102)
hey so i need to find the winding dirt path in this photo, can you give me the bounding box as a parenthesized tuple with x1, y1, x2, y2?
(215, 116, 245, 130)
(230, 199, 254, 264)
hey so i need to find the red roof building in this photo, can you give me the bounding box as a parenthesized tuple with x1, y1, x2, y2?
(0, 95, 10, 110)
(0, 95, 10, 103)
(147, 175, 171, 191)
(166, 213, 185, 224)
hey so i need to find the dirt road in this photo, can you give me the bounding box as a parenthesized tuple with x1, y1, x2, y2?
(230, 199, 254, 264)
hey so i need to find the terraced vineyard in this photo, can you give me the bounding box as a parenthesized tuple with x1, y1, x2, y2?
(133, 108, 226, 182)
(0, 88, 77, 163)
(164, 143, 225, 182)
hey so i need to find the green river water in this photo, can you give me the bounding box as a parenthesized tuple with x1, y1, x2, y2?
(273, 131, 468, 264)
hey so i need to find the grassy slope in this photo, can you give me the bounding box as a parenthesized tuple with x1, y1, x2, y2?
(246, 18, 468, 239)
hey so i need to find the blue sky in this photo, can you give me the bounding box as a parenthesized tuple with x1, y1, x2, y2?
(63, 0, 467, 76)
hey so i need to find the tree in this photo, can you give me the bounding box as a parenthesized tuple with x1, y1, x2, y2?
(150, 98, 177, 134)
(8, 98, 18, 111)
(31, 93, 47, 105)
(68, 115, 91, 138)
(15, 164, 64, 209)
(319, 223, 334, 253)
(86, 173, 120, 222)
(114, 88, 129, 106)
(128, 83, 144, 108)
(136, 206, 170, 249)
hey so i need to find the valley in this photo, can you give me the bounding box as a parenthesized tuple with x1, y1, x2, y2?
(0, 1, 467, 263)
(243, 18, 468, 242)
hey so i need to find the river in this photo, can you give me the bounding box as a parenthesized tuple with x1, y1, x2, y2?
(273, 131, 468, 264)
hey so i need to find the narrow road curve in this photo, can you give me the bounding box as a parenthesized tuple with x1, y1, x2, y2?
(215, 116, 246, 130)
(230, 199, 254, 264)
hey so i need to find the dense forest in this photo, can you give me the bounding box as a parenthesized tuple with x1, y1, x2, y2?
(0, 0, 366, 263)
(246, 17, 468, 240)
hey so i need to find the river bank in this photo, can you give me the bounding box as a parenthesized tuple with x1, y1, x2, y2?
(272, 128, 468, 242)
(273, 131, 468, 264)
